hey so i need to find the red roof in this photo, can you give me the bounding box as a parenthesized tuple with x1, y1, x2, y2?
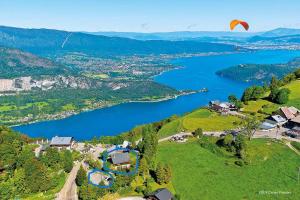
(280, 107, 295, 120)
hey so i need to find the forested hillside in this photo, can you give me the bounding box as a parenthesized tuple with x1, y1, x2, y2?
(0, 126, 73, 200)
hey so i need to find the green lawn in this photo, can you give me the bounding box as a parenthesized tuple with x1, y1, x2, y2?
(157, 139, 300, 200)
(158, 109, 242, 138)
(284, 80, 300, 109)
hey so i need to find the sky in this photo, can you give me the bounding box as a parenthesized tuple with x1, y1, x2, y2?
(0, 0, 300, 33)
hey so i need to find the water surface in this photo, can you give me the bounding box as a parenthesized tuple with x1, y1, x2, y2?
(14, 50, 300, 140)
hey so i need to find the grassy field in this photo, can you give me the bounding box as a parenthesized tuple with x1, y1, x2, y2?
(157, 139, 300, 200)
(158, 109, 242, 138)
(284, 80, 300, 109)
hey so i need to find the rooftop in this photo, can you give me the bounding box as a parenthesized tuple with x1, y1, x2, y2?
(271, 115, 287, 123)
(291, 115, 300, 124)
(50, 136, 73, 146)
(153, 188, 174, 200)
(280, 107, 296, 120)
(111, 153, 130, 165)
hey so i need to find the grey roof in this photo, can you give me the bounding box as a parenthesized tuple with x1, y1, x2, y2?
(50, 136, 73, 146)
(271, 115, 287, 123)
(111, 153, 130, 165)
(153, 188, 173, 200)
(260, 121, 276, 130)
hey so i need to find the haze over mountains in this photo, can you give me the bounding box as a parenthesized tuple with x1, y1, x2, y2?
(87, 28, 300, 41)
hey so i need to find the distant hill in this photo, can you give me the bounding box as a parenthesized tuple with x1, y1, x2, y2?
(216, 57, 300, 83)
(248, 34, 300, 43)
(0, 26, 236, 56)
(0, 46, 71, 78)
(259, 28, 300, 37)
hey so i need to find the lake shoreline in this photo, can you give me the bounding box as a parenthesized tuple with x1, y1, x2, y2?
(10, 89, 203, 128)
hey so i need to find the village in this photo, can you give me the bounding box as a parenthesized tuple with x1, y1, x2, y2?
(29, 96, 300, 200)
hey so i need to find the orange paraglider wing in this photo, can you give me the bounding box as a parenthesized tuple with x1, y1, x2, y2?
(230, 20, 249, 31)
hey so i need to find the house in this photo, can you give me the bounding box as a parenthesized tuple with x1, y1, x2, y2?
(111, 152, 131, 170)
(209, 100, 236, 113)
(50, 136, 74, 150)
(279, 107, 297, 120)
(148, 188, 174, 200)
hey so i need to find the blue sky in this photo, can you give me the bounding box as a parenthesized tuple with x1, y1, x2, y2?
(0, 0, 299, 32)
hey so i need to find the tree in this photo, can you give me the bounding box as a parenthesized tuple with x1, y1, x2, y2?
(223, 134, 233, 146)
(13, 168, 29, 195)
(76, 165, 86, 186)
(41, 148, 61, 168)
(270, 76, 281, 91)
(140, 125, 158, 169)
(241, 86, 264, 102)
(294, 68, 300, 78)
(164, 164, 172, 184)
(241, 116, 260, 140)
(283, 73, 296, 84)
(63, 150, 73, 173)
(269, 88, 290, 104)
(228, 95, 238, 103)
(234, 134, 247, 159)
(228, 94, 243, 110)
(193, 128, 203, 138)
(16, 146, 35, 168)
(155, 163, 172, 184)
(24, 158, 51, 192)
(138, 157, 149, 177)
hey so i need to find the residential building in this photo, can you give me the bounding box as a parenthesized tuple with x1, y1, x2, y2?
(50, 136, 74, 150)
(111, 152, 131, 170)
(209, 100, 236, 113)
(148, 188, 174, 200)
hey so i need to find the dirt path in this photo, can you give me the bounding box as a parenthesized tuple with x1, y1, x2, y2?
(56, 161, 82, 200)
(286, 142, 300, 156)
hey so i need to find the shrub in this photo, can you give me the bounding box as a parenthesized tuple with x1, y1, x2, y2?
(193, 128, 203, 138)
(235, 160, 244, 167)
(135, 186, 144, 193)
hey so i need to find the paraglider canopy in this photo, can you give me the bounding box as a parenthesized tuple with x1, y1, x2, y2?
(230, 20, 249, 31)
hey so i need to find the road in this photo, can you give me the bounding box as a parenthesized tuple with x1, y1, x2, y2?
(56, 161, 82, 200)
(159, 129, 300, 143)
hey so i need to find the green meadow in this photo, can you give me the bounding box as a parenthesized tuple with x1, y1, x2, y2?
(157, 139, 300, 200)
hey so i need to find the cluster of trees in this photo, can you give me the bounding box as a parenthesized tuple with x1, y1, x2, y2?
(155, 163, 172, 184)
(241, 68, 300, 105)
(269, 76, 291, 104)
(228, 95, 243, 110)
(241, 86, 265, 102)
(0, 126, 73, 200)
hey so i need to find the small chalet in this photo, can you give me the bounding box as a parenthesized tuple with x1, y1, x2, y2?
(111, 152, 131, 170)
(209, 100, 236, 113)
(148, 188, 174, 200)
(50, 136, 74, 150)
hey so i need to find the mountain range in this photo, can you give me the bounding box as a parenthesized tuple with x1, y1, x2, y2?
(0, 26, 235, 57)
(87, 28, 300, 41)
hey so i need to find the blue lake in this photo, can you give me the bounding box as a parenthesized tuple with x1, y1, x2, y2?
(13, 50, 300, 140)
